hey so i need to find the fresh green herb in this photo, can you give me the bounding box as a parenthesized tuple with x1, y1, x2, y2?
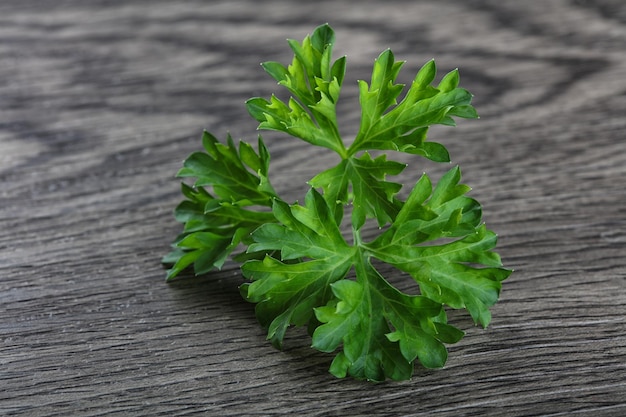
(164, 24, 511, 382)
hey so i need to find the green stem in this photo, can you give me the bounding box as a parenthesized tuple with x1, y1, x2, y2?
(352, 225, 363, 248)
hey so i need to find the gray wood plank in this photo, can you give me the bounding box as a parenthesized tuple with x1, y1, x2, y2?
(1, 0, 625, 415)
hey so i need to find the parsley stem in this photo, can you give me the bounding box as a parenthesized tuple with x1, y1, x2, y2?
(352, 225, 362, 247)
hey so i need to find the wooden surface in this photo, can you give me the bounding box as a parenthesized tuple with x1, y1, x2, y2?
(1, 1, 625, 415)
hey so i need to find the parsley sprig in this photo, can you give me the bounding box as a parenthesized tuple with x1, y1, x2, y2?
(164, 24, 511, 382)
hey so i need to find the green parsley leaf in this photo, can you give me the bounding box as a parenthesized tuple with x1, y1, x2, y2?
(163, 131, 277, 279)
(365, 167, 511, 328)
(241, 189, 355, 348)
(312, 261, 464, 381)
(350, 54, 478, 158)
(246, 24, 347, 157)
(165, 23, 511, 381)
(308, 152, 405, 229)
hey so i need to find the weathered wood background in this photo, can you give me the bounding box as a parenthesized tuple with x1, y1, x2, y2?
(1, 0, 625, 415)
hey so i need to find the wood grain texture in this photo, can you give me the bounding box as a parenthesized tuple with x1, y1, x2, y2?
(1, 0, 625, 415)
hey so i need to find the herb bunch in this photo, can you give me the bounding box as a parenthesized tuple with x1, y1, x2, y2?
(164, 24, 511, 382)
